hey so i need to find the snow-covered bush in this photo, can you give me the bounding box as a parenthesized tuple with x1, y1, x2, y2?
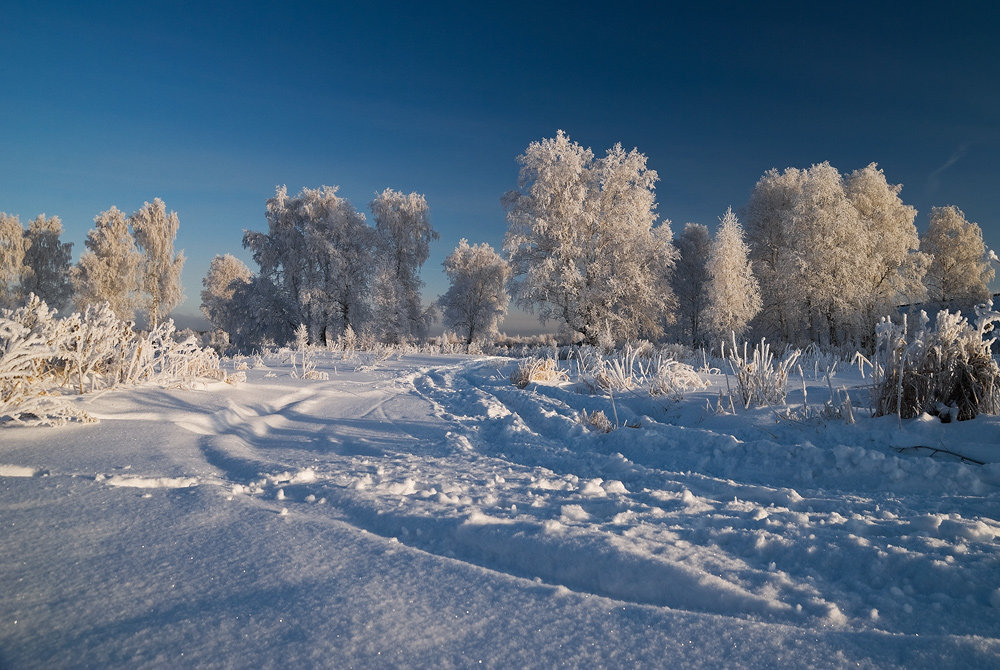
(510, 358, 567, 388)
(574, 346, 707, 399)
(1, 295, 225, 425)
(872, 305, 1000, 421)
(0, 296, 93, 425)
(338, 324, 357, 352)
(724, 335, 800, 408)
(579, 408, 614, 433)
(58, 302, 134, 393)
(289, 324, 329, 380)
(646, 358, 707, 398)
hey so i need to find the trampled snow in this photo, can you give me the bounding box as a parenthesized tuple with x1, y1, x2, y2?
(1, 351, 998, 667)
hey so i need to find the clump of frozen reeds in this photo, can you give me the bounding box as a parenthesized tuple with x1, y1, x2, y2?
(289, 324, 329, 380)
(579, 408, 614, 433)
(872, 304, 1000, 421)
(723, 334, 800, 408)
(575, 345, 707, 399)
(510, 357, 567, 388)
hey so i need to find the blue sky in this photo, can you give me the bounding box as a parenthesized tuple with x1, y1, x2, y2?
(2, 1, 998, 331)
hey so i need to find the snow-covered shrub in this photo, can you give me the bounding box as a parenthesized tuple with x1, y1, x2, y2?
(589, 347, 643, 392)
(338, 324, 357, 352)
(289, 324, 329, 380)
(576, 346, 707, 399)
(646, 358, 708, 398)
(872, 305, 1000, 421)
(579, 408, 614, 433)
(58, 302, 133, 393)
(118, 319, 223, 388)
(510, 358, 567, 388)
(724, 335, 800, 408)
(2, 295, 225, 425)
(157, 334, 224, 386)
(0, 296, 94, 425)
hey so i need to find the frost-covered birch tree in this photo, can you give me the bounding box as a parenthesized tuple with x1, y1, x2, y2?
(21, 214, 73, 311)
(130, 198, 185, 328)
(704, 207, 760, 342)
(503, 131, 675, 345)
(671, 223, 711, 345)
(439, 239, 510, 346)
(72, 206, 143, 320)
(370, 188, 438, 343)
(0, 213, 27, 308)
(243, 186, 378, 345)
(921, 205, 994, 306)
(843, 163, 927, 343)
(200, 254, 252, 334)
(746, 163, 872, 346)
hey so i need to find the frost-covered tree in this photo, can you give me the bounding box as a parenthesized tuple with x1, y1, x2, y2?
(671, 223, 711, 345)
(843, 163, 927, 342)
(0, 213, 27, 308)
(746, 162, 872, 346)
(704, 207, 761, 342)
(244, 185, 379, 345)
(200, 254, 252, 335)
(130, 198, 185, 328)
(370, 188, 438, 343)
(21, 214, 73, 311)
(503, 131, 676, 345)
(72, 207, 143, 321)
(439, 239, 510, 346)
(921, 205, 994, 306)
(227, 275, 296, 351)
(747, 162, 929, 347)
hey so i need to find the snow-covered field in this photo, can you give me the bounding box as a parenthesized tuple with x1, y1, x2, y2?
(2, 351, 999, 668)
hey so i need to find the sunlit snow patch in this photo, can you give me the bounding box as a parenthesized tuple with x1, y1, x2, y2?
(103, 475, 199, 489)
(0, 464, 40, 477)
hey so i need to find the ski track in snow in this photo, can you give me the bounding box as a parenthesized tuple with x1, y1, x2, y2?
(3, 352, 1000, 659)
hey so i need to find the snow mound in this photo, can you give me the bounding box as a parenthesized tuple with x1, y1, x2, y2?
(103, 475, 200, 489)
(0, 464, 40, 477)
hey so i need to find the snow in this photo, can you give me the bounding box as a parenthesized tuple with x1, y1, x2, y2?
(1, 351, 999, 667)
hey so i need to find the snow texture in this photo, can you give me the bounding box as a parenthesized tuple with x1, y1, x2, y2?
(1, 351, 999, 668)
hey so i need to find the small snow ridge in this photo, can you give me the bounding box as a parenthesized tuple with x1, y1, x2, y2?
(580, 478, 607, 497)
(603, 480, 628, 494)
(0, 464, 39, 478)
(104, 475, 199, 489)
(270, 468, 318, 485)
(560, 504, 590, 522)
(464, 511, 517, 526)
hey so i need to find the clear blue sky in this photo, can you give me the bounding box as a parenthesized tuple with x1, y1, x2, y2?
(2, 1, 998, 331)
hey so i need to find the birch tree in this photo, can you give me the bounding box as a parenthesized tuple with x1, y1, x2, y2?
(843, 163, 927, 343)
(503, 131, 675, 345)
(704, 207, 761, 342)
(130, 198, 185, 328)
(439, 239, 510, 346)
(370, 188, 438, 343)
(0, 213, 27, 308)
(746, 163, 870, 345)
(243, 185, 378, 345)
(21, 214, 73, 311)
(200, 254, 253, 335)
(72, 207, 143, 320)
(921, 205, 994, 306)
(671, 223, 711, 345)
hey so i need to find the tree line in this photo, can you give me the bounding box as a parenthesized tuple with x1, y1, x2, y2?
(0, 199, 184, 327)
(3, 130, 995, 351)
